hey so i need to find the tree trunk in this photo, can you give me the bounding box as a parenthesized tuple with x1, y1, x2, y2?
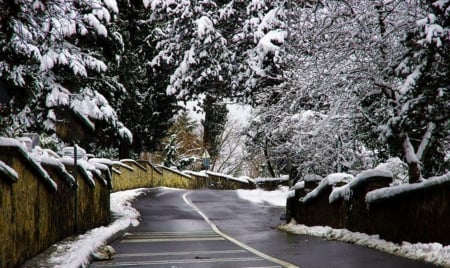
(263, 139, 276, 177)
(402, 136, 422, 183)
(408, 161, 421, 183)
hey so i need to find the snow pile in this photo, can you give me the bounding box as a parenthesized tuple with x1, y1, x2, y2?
(280, 221, 450, 267)
(46, 188, 145, 268)
(237, 186, 291, 207)
(301, 173, 353, 203)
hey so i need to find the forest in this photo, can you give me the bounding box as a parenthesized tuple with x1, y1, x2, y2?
(0, 0, 449, 183)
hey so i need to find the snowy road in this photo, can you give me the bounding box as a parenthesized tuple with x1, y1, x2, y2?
(89, 188, 288, 267)
(89, 188, 437, 268)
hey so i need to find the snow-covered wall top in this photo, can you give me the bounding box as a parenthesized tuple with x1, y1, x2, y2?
(301, 173, 354, 203)
(183, 170, 208, 178)
(366, 172, 450, 204)
(157, 165, 192, 179)
(254, 175, 289, 183)
(206, 170, 249, 184)
(0, 137, 57, 191)
(329, 169, 392, 203)
(0, 160, 19, 183)
(121, 159, 147, 172)
(59, 158, 96, 187)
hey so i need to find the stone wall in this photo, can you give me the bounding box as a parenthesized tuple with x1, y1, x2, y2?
(288, 172, 450, 245)
(0, 146, 110, 268)
(156, 165, 195, 189)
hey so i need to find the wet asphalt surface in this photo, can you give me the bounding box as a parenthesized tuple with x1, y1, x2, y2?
(90, 188, 438, 268)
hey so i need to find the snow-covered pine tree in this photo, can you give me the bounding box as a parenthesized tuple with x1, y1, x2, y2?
(0, 0, 131, 148)
(379, 0, 450, 182)
(102, 0, 181, 158)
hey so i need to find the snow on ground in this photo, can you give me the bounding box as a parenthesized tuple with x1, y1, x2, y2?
(44, 188, 146, 268)
(279, 221, 450, 267)
(236, 186, 291, 207)
(240, 186, 450, 266)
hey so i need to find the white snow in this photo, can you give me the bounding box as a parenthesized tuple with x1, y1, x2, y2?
(254, 175, 289, 183)
(0, 137, 57, 191)
(237, 186, 290, 207)
(196, 16, 215, 40)
(45, 188, 146, 268)
(366, 172, 450, 204)
(280, 220, 450, 267)
(183, 170, 208, 178)
(302, 173, 353, 203)
(291, 180, 305, 190)
(0, 160, 19, 182)
(206, 170, 248, 184)
(329, 169, 392, 203)
(158, 165, 192, 178)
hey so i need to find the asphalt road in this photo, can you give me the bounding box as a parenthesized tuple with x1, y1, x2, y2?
(90, 188, 437, 268)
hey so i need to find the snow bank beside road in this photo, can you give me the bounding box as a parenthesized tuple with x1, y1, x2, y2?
(237, 186, 291, 207)
(280, 221, 450, 267)
(42, 188, 146, 268)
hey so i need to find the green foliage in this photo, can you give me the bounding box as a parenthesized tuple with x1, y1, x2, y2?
(202, 94, 228, 162)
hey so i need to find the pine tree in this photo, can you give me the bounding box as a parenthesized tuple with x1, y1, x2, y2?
(202, 94, 228, 167)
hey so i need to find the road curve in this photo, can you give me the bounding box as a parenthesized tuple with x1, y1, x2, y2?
(90, 188, 437, 268)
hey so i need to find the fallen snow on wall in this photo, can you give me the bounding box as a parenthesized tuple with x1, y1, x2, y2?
(0, 160, 19, 182)
(237, 186, 291, 207)
(280, 221, 450, 267)
(46, 188, 146, 268)
(301, 173, 353, 203)
(329, 169, 392, 203)
(254, 175, 289, 183)
(366, 172, 450, 204)
(0, 137, 57, 191)
(206, 170, 248, 184)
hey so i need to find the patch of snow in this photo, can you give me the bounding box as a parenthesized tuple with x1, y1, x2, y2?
(301, 173, 353, 203)
(366, 172, 450, 204)
(59, 158, 96, 187)
(206, 170, 248, 184)
(121, 159, 146, 171)
(291, 181, 305, 190)
(183, 170, 208, 178)
(237, 186, 290, 207)
(374, 157, 408, 185)
(254, 175, 289, 183)
(46, 188, 146, 268)
(0, 160, 19, 182)
(280, 220, 450, 267)
(89, 158, 115, 166)
(158, 165, 192, 179)
(304, 174, 323, 182)
(0, 137, 57, 191)
(329, 169, 392, 203)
